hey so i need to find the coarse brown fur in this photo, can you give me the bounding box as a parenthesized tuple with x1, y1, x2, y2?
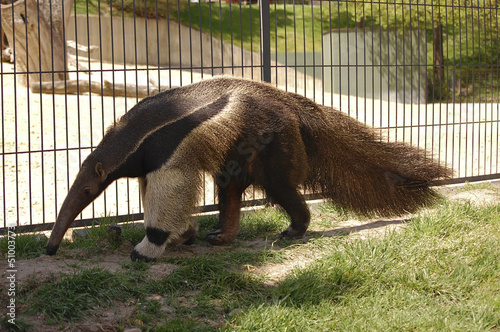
(47, 76, 453, 261)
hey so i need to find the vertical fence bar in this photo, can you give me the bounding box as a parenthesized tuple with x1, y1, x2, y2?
(197, 0, 204, 80)
(73, 0, 81, 221)
(310, 0, 315, 101)
(301, 2, 306, 96)
(293, 2, 297, 92)
(187, 0, 194, 82)
(208, 0, 214, 77)
(272, 0, 277, 86)
(218, 0, 224, 76)
(458, 1, 464, 177)
(61, 0, 69, 227)
(238, 0, 244, 79)
(22, 0, 32, 226)
(109, 0, 116, 217)
(284, 0, 289, 91)
(10, 0, 18, 227)
(495, 2, 500, 175)
(450, 0, 456, 177)
(177, 0, 183, 86)
(156, 0, 162, 88)
(470, 2, 476, 176)
(260, 0, 271, 83)
(0, 3, 5, 228)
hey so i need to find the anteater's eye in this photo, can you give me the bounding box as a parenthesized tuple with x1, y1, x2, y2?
(83, 188, 91, 196)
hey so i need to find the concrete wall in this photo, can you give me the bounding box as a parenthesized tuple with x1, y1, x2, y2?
(323, 29, 428, 104)
(271, 52, 323, 81)
(66, 15, 261, 77)
(66, 14, 323, 93)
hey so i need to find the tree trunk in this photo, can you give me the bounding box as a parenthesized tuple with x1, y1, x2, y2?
(30, 79, 159, 98)
(433, 21, 445, 82)
(1, 26, 11, 62)
(0, 0, 74, 86)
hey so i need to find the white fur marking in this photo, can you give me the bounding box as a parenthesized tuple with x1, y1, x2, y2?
(134, 237, 166, 259)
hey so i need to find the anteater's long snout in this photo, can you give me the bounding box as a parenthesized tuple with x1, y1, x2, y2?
(46, 185, 96, 255)
(46, 196, 82, 255)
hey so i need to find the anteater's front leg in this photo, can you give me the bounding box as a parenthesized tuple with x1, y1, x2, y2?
(207, 175, 251, 245)
(131, 169, 200, 262)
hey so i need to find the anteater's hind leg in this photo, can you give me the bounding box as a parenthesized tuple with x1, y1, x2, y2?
(207, 175, 252, 245)
(265, 184, 311, 239)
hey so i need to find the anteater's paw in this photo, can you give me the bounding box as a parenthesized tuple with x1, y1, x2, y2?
(46, 244, 59, 256)
(130, 249, 156, 262)
(207, 230, 235, 245)
(280, 227, 307, 239)
(131, 236, 166, 262)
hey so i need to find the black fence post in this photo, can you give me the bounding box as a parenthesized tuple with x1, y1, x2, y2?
(260, 0, 271, 83)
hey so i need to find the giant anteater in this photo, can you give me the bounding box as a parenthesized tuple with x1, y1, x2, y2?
(46, 76, 452, 261)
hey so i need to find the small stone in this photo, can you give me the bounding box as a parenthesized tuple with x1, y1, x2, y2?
(1, 48, 13, 63)
(71, 228, 89, 241)
(124, 328, 141, 332)
(34, 233, 48, 242)
(229, 308, 243, 317)
(147, 294, 163, 301)
(107, 224, 122, 241)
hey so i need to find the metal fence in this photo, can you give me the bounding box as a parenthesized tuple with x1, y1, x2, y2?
(1, 0, 499, 232)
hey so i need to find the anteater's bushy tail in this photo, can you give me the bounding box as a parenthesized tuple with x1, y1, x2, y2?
(303, 106, 453, 217)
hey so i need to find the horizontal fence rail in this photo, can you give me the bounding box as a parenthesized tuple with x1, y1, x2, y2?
(0, 0, 499, 232)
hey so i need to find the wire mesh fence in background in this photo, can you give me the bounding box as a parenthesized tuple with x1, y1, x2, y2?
(1, 0, 499, 231)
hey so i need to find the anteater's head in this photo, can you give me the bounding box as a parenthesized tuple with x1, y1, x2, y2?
(46, 158, 109, 255)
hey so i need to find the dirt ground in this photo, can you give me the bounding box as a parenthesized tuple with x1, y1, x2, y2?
(1, 181, 498, 331)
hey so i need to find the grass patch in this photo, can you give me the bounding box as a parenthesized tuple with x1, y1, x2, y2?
(24, 268, 140, 323)
(121, 222, 147, 245)
(239, 207, 290, 240)
(11, 184, 500, 330)
(195, 206, 290, 241)
(155, 318, 210, 332)
(317, 201, 361, 222)
(65, 217, 121, 255)
(0, 232, 47, 260)
(0, 316, 32, 332)
(157, 254, 265, 297)
(460, 181, 499, 192)
(232, 202, 500, 331)
(63, 217, 146, 256)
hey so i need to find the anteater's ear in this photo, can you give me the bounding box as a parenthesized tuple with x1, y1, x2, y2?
(95, 162, 107, 181)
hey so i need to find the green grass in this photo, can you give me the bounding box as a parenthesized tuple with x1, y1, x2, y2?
(239, 207, 290, 240)
(73, 0, 103, 16)
(460, 181, 498, 192)
(0, 218, 145, 261)
(84, 1, 499, 61)
(60, 217, 146, 256)
(5, 184, 500, 331)
(0, 316, 31, 332)
(73, 1, 499, 102)
(23, 268, 140, 323)
(232, 201, 500, 331)
(0, 232, 47, 260)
